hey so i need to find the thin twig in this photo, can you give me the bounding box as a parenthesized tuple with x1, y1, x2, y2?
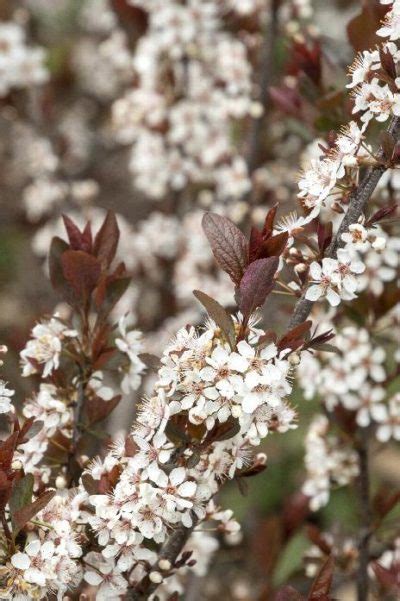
(288, 115, 400, 330)
(356, 427, 372, 601)
(67, 367, 86, 485)
(245, 0, 280, 175)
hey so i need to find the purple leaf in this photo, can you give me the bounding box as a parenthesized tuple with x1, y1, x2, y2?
(193, 290, 236, 350)
(238, 257, 279, 318)
(93, 210, 120, 268)
(275, 586, 305, 601)
(202, 213, 248, 285)
(308, 555, 334, 600)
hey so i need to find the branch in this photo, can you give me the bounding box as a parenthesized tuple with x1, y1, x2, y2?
(245, 0, 280, 175)
(356, 427, 372, 601)
(68, 367, 86, 485)
(127, 519, 198, 600)
(288, 115, 400, 330)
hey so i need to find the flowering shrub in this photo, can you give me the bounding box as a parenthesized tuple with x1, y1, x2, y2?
(0, 0, 400, 600)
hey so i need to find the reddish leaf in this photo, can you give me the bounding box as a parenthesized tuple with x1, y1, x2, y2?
(16, 418, 43, 445)
(0, 470, 10, 490)
(307, 525, 332, 556)
(317, 221, 333, 254)
(365, 204, 398, 227)
(0, 432, 19, 471)
(125, 436, 137, 457)
(372, 562, 400, 594)
(202, 212, 248, 285)
(12, 490, 56, 537)
(237, 463, 267, 478)
(91, 323, 110, 361)
(193, 290, 236, 350)
(138, 353, 161, 371)
(269, 85, 302, 115)
(263, 205, 278, 239)
(373, 488, 400, 519)
(61, 250, 101, 302)
(62, 215, 84, 251)
(238, 257, 279, 318)
(259, 231, 289, 259)
(202, 418, 240, 446)
(308, 555, 334, 600)
(347, 2, 389, 52)
(275, 586, 305, 601)
(258, 330, 278, 348)
(49, 237, 71, 300)
(81, 473, 99, 495)
(98, 276, 131, 316)
(86, 395, 121, 425)
(92, 348, 116, 370)
(81, 222, 93, 253)
(249, 226, 264, 263)
(278, 321, 312, 351)
(282, 492, 311, 537)
(9, 474, 34, 532)
(98, 464, 121, 494)
(93, 210, 120, 268)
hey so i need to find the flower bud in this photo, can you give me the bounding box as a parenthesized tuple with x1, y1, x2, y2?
(149, 571, 163, 584)
(158, 559, 172, 571)
(294, 263, 307, 274)
(256, 452, 267, 466)
(289, 352, 301, 366)
(56, 475, 67, 489)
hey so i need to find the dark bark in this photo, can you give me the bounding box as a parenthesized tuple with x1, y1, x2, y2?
(356, 428, 372, 601)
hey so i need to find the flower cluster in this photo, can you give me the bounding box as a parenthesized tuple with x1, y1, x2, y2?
(0, 22, 48, 97)
(20, 315, 78, 378)
(2, 494, 83, 600)
(115, 316, 146, 394)
(305, 249, 365, 307)
(297, 121, 367, 217)
(16, 383, 73, 485)
(298, 321, 400, 441)
(297, 0, 400, 217)
(81, 316, 296, 596)
(113, 0, 254, 200)
(0, 380, 14, 415)
(302, 415, 359, 511)
(303, 218, 399, 308)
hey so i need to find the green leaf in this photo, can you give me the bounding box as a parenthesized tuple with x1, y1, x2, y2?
(193, 290, 236, 350)
(273, 532, 310, 587)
